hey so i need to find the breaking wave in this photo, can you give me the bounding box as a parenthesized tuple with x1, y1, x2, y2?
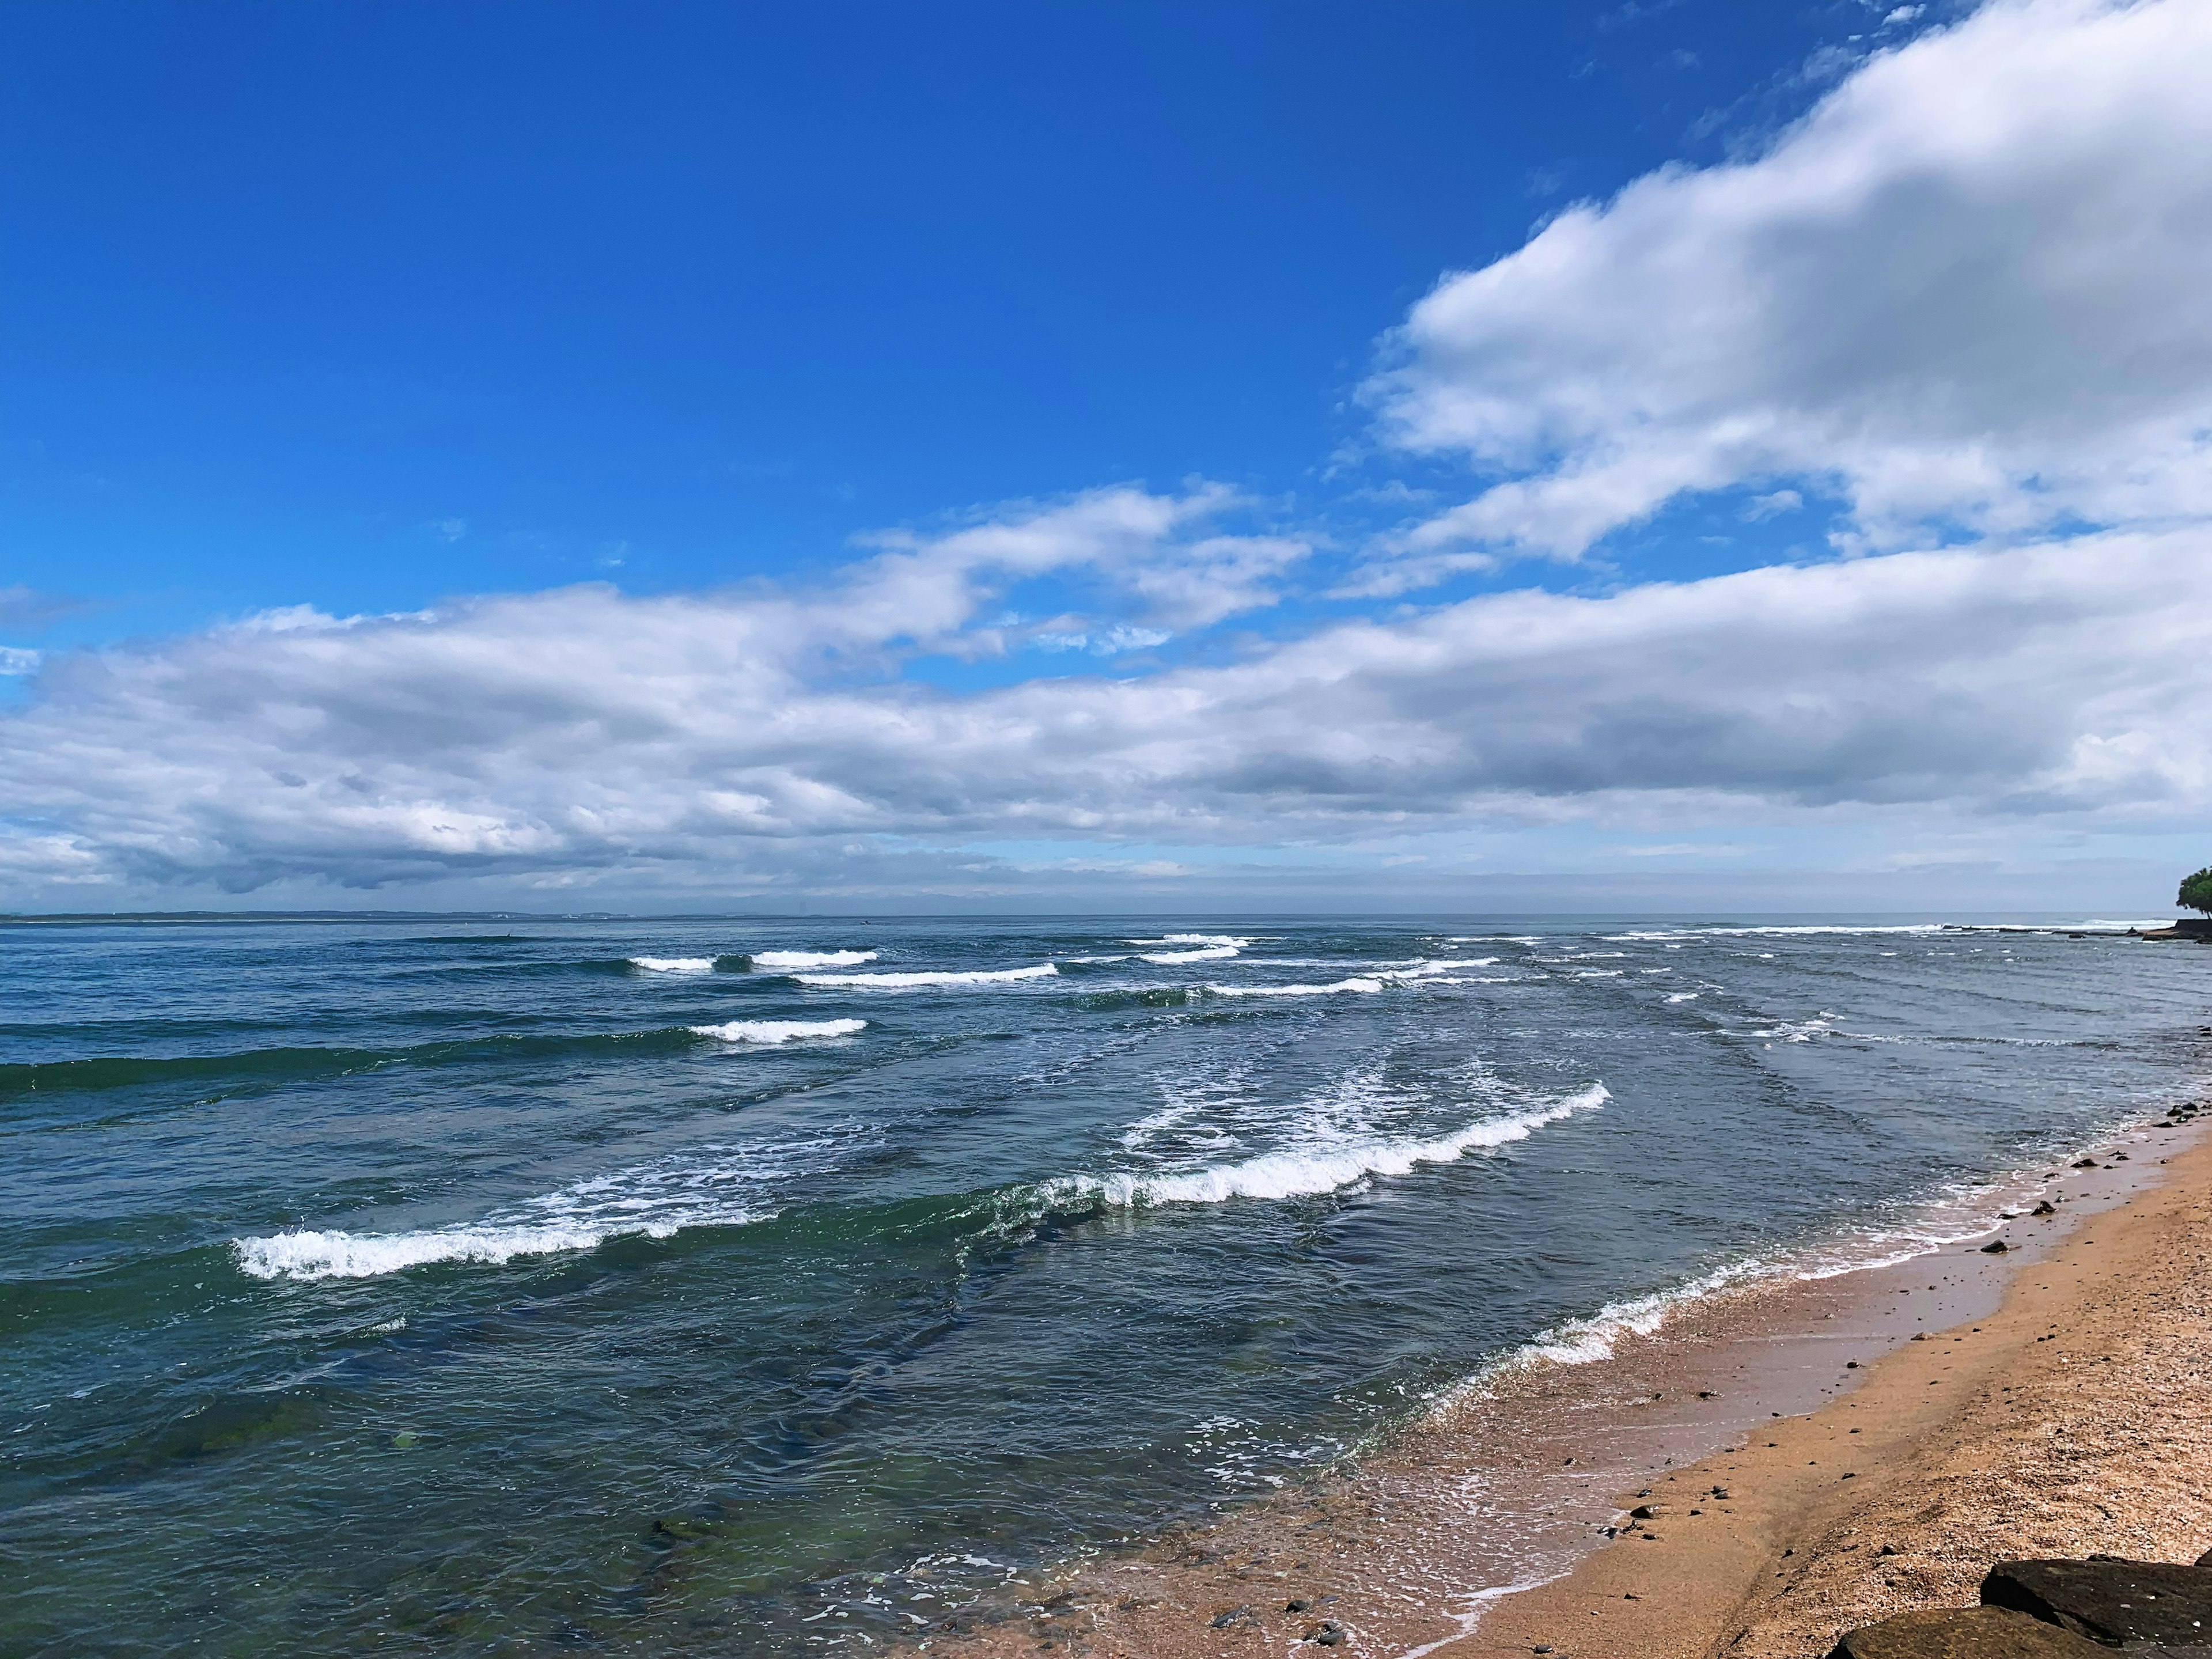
(628, 956, 716, 974)
(232, 1136, 839, 1280)
(795, 964, 1060, 988)
(748, 950, 878, 968)
(1141, 945, 1240, 963)
(690, 1018, 868, 1045)
(1049, 1084, 1608, 1207)
(1205, 977, 1385, 997)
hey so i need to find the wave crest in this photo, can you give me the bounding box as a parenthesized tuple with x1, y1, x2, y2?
(690, 1018, 867, 1044)
(1050, 1084, 1608, 1207)
(796, 964, 1059, 988)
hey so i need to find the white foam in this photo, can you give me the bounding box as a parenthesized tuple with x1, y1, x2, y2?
(1666, 991, 1700, 1002)
(795, 964, 1060, 988)
(1126, 934, 1251, 948)
(630, 956, 715, 974)
(234, 1219, 687, 1280)
(749, 950, 878, 968)
(1517, 1261, 1760, 1366)
(1054, 1084, 1608, 1207)
(1139, 945, 1240, 963)
(691, 1018, 867, 1044)
(1602, 924, 1945, 941)
(1747, 1013, 1835, 1043)
(234, 1137, 836, 1280)
(1204, 976, 1385, 998)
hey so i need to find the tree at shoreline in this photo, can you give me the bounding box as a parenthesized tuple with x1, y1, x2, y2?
(2181, 867, 2212, 916)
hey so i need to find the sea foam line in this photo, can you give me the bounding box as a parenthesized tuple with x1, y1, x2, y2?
(1050, 1084, 1608, 1208)
(630, 956, 715, 973)
(795, 964, 1060, 988)
(749, 949, 877, 968)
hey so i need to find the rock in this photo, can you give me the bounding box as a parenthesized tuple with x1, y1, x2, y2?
(1210, 1606, 1255, 1629)
(1981, 1557, 2212, 1646)
(1313, 1623, 1346, 1646)
(2033, 1202, 2058, 1216)
(1827, 1606, 2110, 1658)
(1630, 1504, 1661, 1519)
(1981, 1240, 2010, 1253)
(2072, 1158, 2098, 1169)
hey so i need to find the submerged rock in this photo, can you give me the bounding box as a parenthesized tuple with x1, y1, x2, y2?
(1980, 1556, 2212, 1647)
(1826, 1607, 2108, 1658)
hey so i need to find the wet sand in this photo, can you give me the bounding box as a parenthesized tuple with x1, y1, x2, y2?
(908, 1112, 2211, 1659)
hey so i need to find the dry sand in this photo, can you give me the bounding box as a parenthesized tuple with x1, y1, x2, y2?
(910, 1115, 2212, 1659)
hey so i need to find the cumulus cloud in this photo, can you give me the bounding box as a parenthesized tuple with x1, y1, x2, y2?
(1363, 0, 2212, 571)
(1, 525, 2203, 898)
(6, 0, 2209, 908)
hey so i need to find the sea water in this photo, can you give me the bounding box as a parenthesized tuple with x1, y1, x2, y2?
(2, 914, 2202, 1655)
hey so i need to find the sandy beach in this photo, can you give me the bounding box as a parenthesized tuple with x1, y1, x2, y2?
(911, 1107, 2212, 1659)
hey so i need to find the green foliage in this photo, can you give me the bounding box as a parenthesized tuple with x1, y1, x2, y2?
(2180, 866, 2212, 916)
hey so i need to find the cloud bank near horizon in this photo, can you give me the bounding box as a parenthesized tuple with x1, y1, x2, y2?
(4, 0, 2209, 908)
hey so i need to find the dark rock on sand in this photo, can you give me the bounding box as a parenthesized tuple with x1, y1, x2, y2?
(1980, 1557, 2212, 1647)
(1826, 1606, 2109, 1658)
(1981, 1241, 2010, 1253)
(2033, 1202, 2058, 1216)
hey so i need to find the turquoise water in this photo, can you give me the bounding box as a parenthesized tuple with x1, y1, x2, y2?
(2, 915, 2203, 1656)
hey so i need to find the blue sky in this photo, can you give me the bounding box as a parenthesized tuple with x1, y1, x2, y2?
(8, 0, 1881, 641)
(3, 0, 2208, 913)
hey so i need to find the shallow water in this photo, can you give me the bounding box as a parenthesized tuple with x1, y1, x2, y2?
(1, 914, 2202, 1656)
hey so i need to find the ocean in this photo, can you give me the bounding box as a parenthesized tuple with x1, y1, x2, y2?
(2, 914, 2202, 1656)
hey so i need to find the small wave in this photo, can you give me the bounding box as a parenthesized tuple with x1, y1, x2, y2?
(1745, 1013, 1835, 1043)
(1516, 1262, 1761, 1366)
(234, 1219, 692, 1280)
(233, 1135, 836, 1280)
(1126, 934, 1251, 948)
(690, 1018, 867, 1045)
(1140, 945, 1240, 964)
(795, 964, 1060, 988)
(748, 950, 878, 968)
(1204, 977, 1384, 998)
(630, 956, 715, 974)
(1050, 1084, 1608, 1207)
(1666, 991, 1700, 1003)
(1075, 987, 1193, 1010)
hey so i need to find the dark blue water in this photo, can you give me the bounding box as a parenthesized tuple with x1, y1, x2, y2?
(2, 915, 2203, 1656)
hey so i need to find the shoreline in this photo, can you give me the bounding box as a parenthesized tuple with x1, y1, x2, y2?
(909, 1105, 2212, 1658)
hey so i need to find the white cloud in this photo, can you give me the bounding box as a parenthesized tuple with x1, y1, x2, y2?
(1, 524, 2203, 899)
(1363, 0, 2212, 571)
